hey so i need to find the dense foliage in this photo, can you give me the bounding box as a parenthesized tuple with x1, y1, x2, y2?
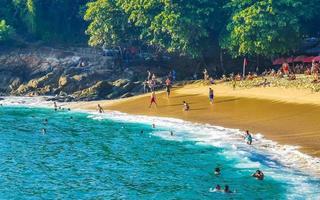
(0, 0, 319, 57)
(0, 20, 12, 42)
(0, 0, 88, 43)
(84, 0, 320, 58)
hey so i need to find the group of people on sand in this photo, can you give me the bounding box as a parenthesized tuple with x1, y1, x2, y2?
(148, 85, 214, 110)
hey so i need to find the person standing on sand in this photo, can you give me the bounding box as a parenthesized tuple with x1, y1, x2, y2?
(165, 77, 171, 97)
(97, 104, 104, 113)
(149, 92, 157, 108)
(209, 88, 214, 104)
(147, 70, 152, 81)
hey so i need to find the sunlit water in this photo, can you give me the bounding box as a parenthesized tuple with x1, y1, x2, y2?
(0, 106, 319, 199)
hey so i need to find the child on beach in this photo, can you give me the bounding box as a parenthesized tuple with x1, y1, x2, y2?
(209, 88, 214, 104)
(183, 101, 190, 111)
(149, 92, 157, 108)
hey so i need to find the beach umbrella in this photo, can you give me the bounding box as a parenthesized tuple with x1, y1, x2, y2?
(303, 56, 315, 63)
(286, 57, 294, 63)
(272, 58, 286, 65)
(313, 56, 320, 62)
(293, 56, 307, 62)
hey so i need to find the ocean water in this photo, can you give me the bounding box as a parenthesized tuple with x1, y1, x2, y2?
(0, 105, 320, 199)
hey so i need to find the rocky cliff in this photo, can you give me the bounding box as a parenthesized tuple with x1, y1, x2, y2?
(0, 46, 146, 101)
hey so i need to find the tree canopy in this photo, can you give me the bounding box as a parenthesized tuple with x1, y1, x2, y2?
(0, 0, 319, 58)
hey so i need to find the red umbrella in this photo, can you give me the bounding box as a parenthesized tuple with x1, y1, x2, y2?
(303, 56, 315, 63)
(286, 57, 294, 63)
(313, 56, 320, 62)
(293, 56, 307, 62)
(272, 58, 286, 65)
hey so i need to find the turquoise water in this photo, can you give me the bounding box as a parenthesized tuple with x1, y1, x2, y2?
(0, 106, 319, 199)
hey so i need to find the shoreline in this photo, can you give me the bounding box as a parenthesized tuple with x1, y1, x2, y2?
(69, 82, 320, 159)
(1, 94, 320, 176)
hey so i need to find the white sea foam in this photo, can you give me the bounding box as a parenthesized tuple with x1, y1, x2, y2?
(1, 96, 320, 197)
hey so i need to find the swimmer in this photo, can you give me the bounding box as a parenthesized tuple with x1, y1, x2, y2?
(244, 130, 252, 145)
(140, 130, 144, 134)
(68, 108, 71, 111)
(215, 184, 221, 191)
(214, 167, 221, 175)
(97, 104, 104, 113)
(152, 124, 156, 128)
(70, 116, 73, 120)
(252, 170, 264, 180)
(43, 118, 48, 125)
(170, 131, 173, 136)
(224, 185, 232, 193)
(41, 128, 46, 135)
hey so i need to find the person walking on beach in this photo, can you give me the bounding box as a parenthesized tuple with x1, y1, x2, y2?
(165, 77, 171, 97)
(149, 92, 157, 108)
(244, 130, 252, 145)
(97, 104, 104, 113)
(209, 88, 214, 104)
(54, 102, 58, 111)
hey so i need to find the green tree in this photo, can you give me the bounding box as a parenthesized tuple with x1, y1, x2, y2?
(0, 20, 13, 42)
(84, 0, 138, 47)
(221, 0, 320, 57)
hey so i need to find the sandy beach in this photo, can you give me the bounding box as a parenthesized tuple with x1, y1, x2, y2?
(70, 82, 320, 157)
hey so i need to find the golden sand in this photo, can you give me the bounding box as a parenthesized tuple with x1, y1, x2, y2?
(70, 82, 320, 157)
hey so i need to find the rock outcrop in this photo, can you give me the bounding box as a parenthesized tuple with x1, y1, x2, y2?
(0, 46, 145, 100)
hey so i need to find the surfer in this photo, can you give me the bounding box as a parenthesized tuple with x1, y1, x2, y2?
(252, 170, 264, 180)
(244, 130, 253, 145)
(97, 104, 104, 113)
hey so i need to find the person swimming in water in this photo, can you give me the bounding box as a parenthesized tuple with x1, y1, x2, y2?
(43, 118, 48, 125)
(97, 104, 104, 113)
(224, 185, 232, 193)
(252, 169, 264, 180)
(215, 184, 221, 191)
(170, 131, 173, 136)
(244, 130, 253, 145)
(41, 128, 46, 135)
(214, 167, 221, 175)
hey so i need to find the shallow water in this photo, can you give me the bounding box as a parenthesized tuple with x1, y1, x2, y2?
(0, 106, 319, 199)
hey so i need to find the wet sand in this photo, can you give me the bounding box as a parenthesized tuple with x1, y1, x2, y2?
(70, 83, 320, 157)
